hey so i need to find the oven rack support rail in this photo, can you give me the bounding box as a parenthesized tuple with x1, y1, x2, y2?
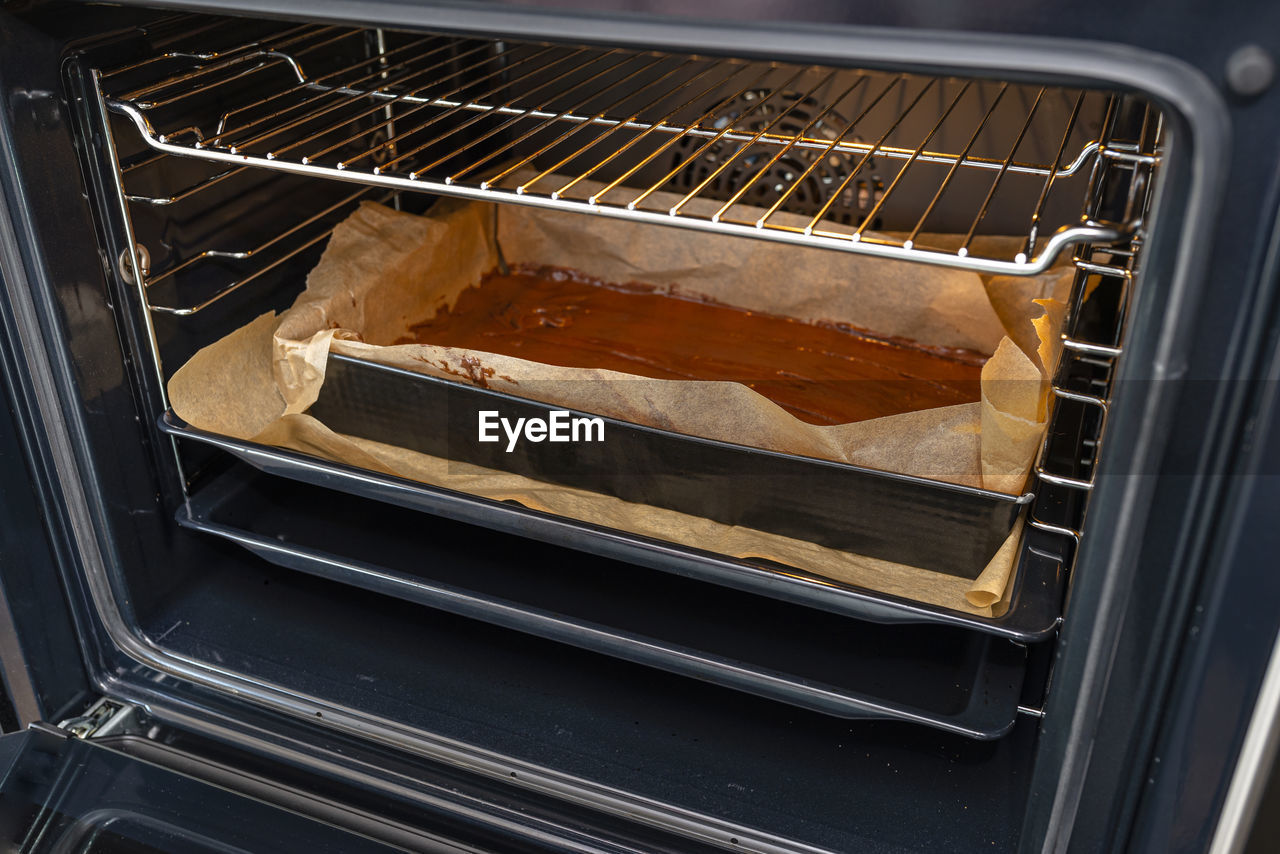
(1025, 97, 1159, 557)
(93, 22, 1143, 277)
(125, 182, 393, 317)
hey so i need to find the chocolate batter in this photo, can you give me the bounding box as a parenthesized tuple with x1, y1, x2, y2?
(398, 265, 986, 425)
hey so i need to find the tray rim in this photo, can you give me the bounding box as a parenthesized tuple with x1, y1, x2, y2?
(327, 353, 1036, 507)
(161, 410, 1064, 641)
(176, 469, 1025, 739)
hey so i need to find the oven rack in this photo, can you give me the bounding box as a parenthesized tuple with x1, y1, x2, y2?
(103, 132, 399, 317)
(95, 21, 1137, 276)
(109, 136, 1144, 566)
(1023, 96, 1158, 593)
(145, 184, 389, 316)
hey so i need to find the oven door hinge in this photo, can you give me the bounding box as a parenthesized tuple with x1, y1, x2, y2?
(46, 696, 147, 739)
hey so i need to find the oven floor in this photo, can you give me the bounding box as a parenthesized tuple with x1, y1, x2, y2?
(135, 538, 1036, 853)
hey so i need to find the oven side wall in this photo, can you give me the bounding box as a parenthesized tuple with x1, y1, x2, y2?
(0, 7, 142, 727)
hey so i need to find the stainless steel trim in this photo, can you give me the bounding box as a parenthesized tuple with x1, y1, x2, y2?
(0, 586, 43, 726)
(90, 71, 188, 491)
(1208, 630, 1280, 854)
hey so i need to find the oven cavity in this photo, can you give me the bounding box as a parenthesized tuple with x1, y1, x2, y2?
(68, 12, 1160, 751)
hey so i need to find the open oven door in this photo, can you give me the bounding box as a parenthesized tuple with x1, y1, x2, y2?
(0, 719, 410, 854)
(0, 356, 418, 853)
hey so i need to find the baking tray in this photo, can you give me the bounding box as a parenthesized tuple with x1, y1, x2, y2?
(309, 354, 1030, 580)
(177, 463, 1028, 739)
(160, 410, 1065, 641)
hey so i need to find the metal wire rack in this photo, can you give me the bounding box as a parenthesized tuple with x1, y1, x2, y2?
(100, 134, 388, 317)
(94, 22, 1142, 276)
(129, 172, 389, 317)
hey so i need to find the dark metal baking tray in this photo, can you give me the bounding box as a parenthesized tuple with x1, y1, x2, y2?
(310, 354, 1030, 580)
(159, 410, 1064, 640)
(177, 463, 1027, 739)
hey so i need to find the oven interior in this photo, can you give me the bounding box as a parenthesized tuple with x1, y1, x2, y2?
(46, 10, 1164, 852)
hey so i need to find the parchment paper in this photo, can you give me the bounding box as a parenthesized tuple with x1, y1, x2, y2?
(171, 311, 1025, 615)
(172, 192, 1071, 614)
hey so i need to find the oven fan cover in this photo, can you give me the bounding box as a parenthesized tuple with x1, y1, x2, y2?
(663, 89, 879, 227)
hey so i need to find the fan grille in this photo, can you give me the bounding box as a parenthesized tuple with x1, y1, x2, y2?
(665, 89, 881, 227)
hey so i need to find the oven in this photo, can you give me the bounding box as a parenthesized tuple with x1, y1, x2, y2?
(0, 2, 1278, 852)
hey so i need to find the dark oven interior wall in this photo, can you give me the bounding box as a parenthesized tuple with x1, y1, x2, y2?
(77, 14, 1152, 674)
(62, 6, 1088, 719)
(137, 538, 1042, 851)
